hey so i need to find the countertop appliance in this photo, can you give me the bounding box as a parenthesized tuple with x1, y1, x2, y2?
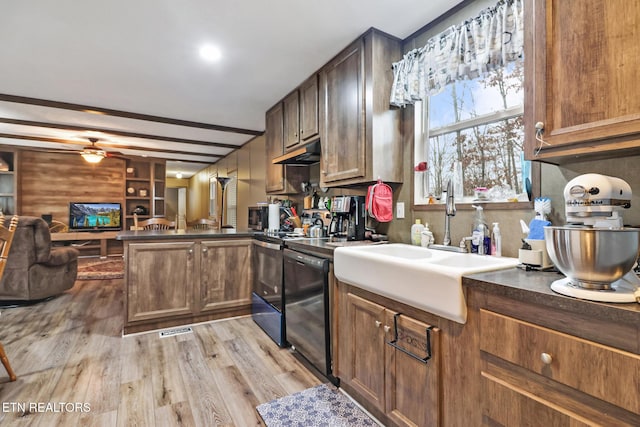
(251, 236, 286, 346)
(283, 248, 339, 385)
(248, 205, 268, 231)
(546, 173, 640, 303)
(328, 195, 366, 241)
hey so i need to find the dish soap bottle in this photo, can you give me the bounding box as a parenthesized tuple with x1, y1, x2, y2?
(411, 219, 425, 245)
(491, 222, 502, 257)
(471, 205, 490, 254)
(421, 223, 434, 247)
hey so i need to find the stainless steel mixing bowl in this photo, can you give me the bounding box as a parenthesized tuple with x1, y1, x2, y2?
(544, 226, 640, 289)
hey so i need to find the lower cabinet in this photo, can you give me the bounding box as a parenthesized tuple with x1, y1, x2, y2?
(337, 290, 441, 427)
(124, 238, 252, 333)
(474, 292, 640, 426)
(198, 239, 252, 313)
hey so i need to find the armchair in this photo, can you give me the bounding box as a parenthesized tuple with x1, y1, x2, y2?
(0, 216, 79, 302)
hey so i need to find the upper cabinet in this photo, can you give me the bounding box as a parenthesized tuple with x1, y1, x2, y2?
(525, 0, 640, 162)
(284, 74, 319, 151)
(320, 29, 403, 187)
(265, 103, 308, 194)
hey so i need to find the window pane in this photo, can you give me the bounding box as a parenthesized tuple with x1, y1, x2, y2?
(416, 61, 529, 205)
(427, 117, 525, 201)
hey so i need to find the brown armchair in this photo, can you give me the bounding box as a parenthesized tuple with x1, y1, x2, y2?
(0, 216, 79, 302)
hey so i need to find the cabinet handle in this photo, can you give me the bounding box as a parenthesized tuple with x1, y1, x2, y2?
(540, 352, 553, 365)
(202, 247, 208, 253)
(385, 313, 434, 365)
(188, 249, 193, 255)
(384, 325, 391, 333)
(375, 320, 382, 328)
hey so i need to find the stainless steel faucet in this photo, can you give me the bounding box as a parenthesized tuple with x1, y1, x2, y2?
(428, 180, 468, 253)
(443, 180, 456, 246)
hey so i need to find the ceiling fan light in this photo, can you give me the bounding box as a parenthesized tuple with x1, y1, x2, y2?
(81, 150, 105, 163)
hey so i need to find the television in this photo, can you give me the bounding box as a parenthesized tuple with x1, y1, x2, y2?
(69, 202, 122, 231)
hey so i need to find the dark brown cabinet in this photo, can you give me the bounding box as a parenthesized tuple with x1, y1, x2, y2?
(283, 74, 319, 152)
(265, 103, 308, 194)
(124, 237, 253, 334)
(283, 90, 301, 150)
(299, 74, 319, 142)
(525, 0, 640, 162)
(319, 29, 403, 187)
(336, 286, 441, 427)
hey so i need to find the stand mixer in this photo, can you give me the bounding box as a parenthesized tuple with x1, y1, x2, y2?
(545, 173, 640, 303)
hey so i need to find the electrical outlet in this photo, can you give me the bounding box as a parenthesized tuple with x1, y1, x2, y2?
(396, 202, 405, 219)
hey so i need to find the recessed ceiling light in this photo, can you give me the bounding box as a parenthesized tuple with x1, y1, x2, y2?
(199, 44, 222, 62)
(176, 172, 183, 179)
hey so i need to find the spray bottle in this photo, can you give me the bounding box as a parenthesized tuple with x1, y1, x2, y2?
(491, 222, 502, 257)
(471, 205, 490, 254)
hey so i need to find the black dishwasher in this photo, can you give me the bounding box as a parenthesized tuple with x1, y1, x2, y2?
(283, 248, 338, 385)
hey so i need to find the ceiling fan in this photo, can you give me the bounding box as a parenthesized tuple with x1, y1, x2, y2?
(78, 137, 128, 163)
(32, 136, 128, 164)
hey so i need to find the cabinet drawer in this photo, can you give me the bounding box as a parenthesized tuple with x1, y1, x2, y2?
(480, 309, 640, 415)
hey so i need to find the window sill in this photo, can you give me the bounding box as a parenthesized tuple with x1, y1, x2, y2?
(413, 200, 533, 211)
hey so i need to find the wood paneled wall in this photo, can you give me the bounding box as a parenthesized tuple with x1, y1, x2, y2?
(20, 150, 125, 224)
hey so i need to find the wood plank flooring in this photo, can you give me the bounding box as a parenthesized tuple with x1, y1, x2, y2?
(0, 278, 321, 426)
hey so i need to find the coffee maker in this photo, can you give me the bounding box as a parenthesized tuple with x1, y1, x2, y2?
(329, 196, 366, 240)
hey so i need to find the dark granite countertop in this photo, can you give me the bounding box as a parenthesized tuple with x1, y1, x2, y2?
(117, 228, 256, 241)
(464, 268, 640, 324)
(284, 238, 388, 260)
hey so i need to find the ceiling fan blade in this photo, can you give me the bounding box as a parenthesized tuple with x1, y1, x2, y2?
(105, 151, 128, 160)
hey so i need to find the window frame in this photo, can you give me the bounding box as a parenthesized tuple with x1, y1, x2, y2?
(413, 99, 538, 211)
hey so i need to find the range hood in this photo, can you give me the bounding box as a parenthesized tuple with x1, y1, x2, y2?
(272, 140, 321, 165)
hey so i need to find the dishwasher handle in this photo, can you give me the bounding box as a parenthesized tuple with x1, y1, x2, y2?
(284, 248, 329, 273)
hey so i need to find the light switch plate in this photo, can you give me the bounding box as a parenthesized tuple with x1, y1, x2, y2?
(396, 202, 405, 219)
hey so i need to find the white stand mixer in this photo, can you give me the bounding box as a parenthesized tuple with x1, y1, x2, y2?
(547, 174, 640, 303)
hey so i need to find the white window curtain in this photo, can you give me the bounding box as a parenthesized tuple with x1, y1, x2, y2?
(390, 0, 523, 107)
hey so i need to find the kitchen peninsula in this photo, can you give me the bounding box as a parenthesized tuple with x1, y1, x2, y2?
(117, 229, 255, 334)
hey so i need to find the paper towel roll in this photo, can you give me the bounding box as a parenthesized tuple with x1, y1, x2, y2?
(268, 204, 280, 232)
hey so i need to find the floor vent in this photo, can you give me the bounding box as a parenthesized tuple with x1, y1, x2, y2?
(159, 326, 193, 338)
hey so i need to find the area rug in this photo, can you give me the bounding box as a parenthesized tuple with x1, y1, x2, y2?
(256, 384, 379, 427)
(77, 258, 124, 280)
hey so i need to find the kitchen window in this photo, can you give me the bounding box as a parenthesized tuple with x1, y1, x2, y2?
(414, 59, 528, 205)
(389, 0, 530, 206)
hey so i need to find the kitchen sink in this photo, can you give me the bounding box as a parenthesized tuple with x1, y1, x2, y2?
(333, 243, 519, 324)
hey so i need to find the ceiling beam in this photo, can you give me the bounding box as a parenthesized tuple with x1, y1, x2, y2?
(0, 93, 264, 136)
(0, 133, 223, 160)
(0, 117, 244, 150)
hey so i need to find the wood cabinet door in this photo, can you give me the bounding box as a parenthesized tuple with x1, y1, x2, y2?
(320, 38, 365, 184)
(283, 90, 300, 150)
(342, 292, 386, 412)
(384, 311, 441, 427)
(126, 241, 196, 323)
(300, 74, 319, 142)
(265, 103, 285, 193)
(526, 0, 640, 160)
(198, 239, 252, 313)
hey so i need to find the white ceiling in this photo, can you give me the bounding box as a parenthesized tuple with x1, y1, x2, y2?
(0, 0, 463, 178)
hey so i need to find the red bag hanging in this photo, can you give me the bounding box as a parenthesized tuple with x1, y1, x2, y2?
(366, 180, 393, 223)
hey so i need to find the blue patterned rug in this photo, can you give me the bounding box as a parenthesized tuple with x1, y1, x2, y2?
(256, 384, 379, 427)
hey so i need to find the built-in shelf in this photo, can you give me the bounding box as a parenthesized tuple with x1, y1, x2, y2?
(124, 158, 166, 229)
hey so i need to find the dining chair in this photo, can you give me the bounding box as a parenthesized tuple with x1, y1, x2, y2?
(0, 214, 19, 381)
(137, 216, 176, 230)
(187, 218, 218, 230)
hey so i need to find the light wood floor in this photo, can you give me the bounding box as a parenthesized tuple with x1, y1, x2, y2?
(0, 278, 321, 426)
